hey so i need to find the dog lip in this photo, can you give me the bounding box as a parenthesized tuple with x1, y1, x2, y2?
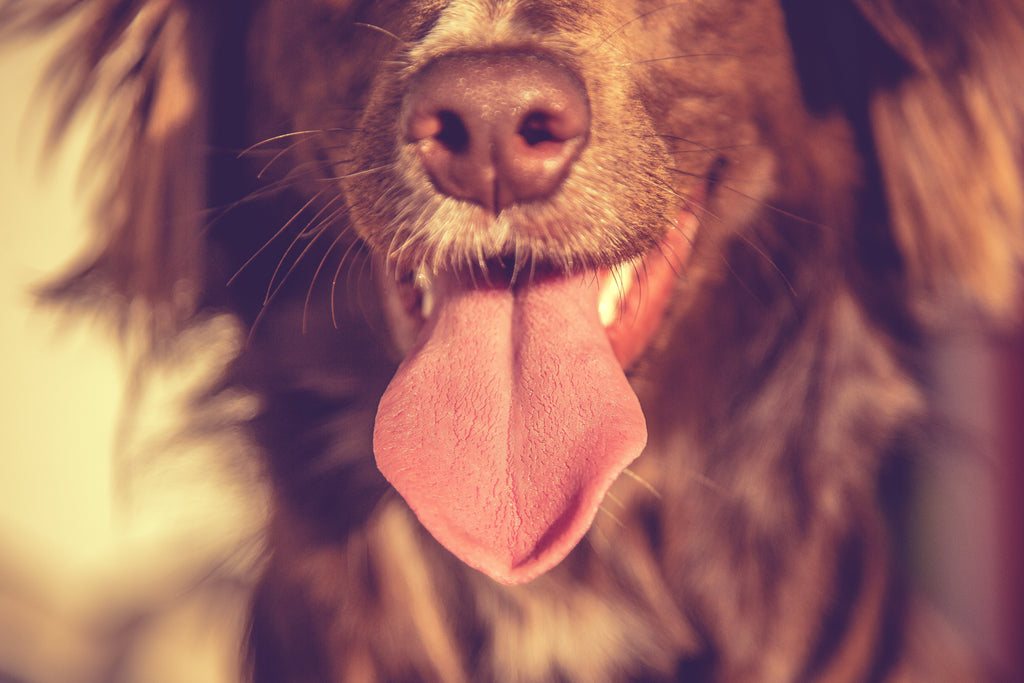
(385, 208, 697, 368)
(602, 212, 696, 368)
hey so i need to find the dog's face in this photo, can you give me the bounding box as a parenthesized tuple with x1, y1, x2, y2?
(240, 0, 865, 585)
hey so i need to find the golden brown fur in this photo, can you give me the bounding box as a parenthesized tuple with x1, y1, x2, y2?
(2, 0, 1022, 680)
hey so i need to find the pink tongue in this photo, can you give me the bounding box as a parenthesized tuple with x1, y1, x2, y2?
(373, 271, 647, 584)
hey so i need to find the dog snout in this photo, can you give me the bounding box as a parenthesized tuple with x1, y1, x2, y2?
(404, 51, 590, 215)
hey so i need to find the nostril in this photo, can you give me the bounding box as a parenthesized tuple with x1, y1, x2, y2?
(519, 111, 560, 147)
(408, 109, 470, 153)
(436, 110, 470, 153)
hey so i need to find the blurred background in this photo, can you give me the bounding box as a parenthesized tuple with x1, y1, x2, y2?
(0, 30, 262, 683)
(0, 24, 1019, 683)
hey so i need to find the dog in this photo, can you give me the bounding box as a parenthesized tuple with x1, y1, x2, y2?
(3, 0, 1022, 680)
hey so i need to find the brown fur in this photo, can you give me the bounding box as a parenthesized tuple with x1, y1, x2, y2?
(3, 0, 1022, 680)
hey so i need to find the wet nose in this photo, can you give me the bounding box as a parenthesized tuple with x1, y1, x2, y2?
(404, 51, 590, 214)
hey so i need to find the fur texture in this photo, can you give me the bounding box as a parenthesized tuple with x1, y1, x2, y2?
(3, 0, 1022, 680)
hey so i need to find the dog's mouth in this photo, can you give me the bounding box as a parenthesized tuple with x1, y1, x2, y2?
(364, 46, 708, 583)
(380, 214, 694, 369)
(372, 202, 697, 584)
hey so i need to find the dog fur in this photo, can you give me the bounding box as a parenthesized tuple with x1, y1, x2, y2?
(3, 0, 1023, 680)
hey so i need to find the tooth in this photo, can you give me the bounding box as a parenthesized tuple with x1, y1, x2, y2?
(598, 260, 637, 327)
(415, 267, 435, 319)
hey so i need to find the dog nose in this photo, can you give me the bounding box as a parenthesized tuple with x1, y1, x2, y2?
(404, 51, 590, 214)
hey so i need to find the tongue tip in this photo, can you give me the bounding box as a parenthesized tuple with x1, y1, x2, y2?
(479, 551, 566, 586)
(394, 424, 648, 586)
(466, 473, 642, 585)
(444, 514, 597, 586)
(467, 549, 560, 586)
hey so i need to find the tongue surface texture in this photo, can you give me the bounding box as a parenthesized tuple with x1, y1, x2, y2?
(373, 271, 647, 584)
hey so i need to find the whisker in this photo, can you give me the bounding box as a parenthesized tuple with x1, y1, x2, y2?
(737, 232, 797, 298)
(264, 195, 345, 303)
(263, 216, 332, 314)
(595, 505, 626, 529)
(669, 167, 826, 228)
(246, 302, 270, 349)
(605, 257, 637, 326)
(654, 230, 689, 280)
(202, 164, 325, 235)
(298, 194, 347, 239)
(621, 52, 731, 67)
(677, 171, 816, 299)
(657, 136, 753, 157)
(621, 467, 661, 499)
(632, 258, 649, 321)
(690, 472, 728, 498)
(354, 247, 379, 330)
(587, 3, 689, 53)
(256, 137, 314, 180)
(331, 236, 369, 329)
(668, 189, 769, 307)
(304, 228, 349, 334)
(326, 163, 397, 182)
(651, 170, 717, 228)
(237, 129, 349, 158)
(228, 188, 330, 288)
(354, 22, 410, 49)
(604, 491, 626, 509)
